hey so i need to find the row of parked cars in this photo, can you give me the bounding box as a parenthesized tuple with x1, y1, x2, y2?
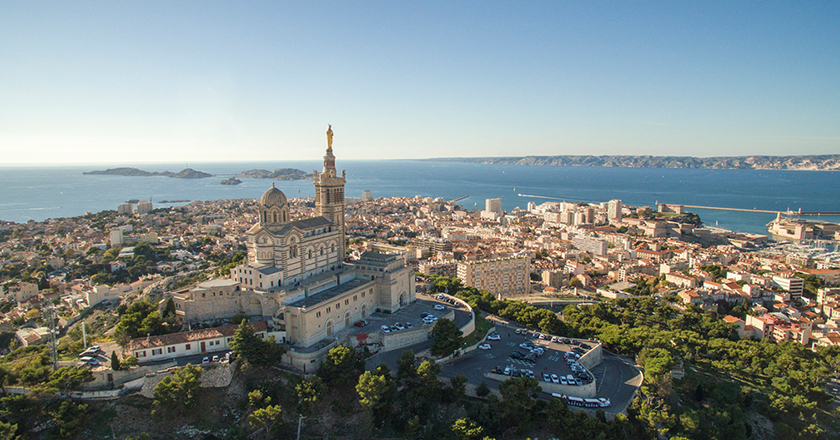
(515, 329, 594, 350)
(436, 294, 458, 306)
(78, 345, 102, 366)
(380, 321, 416, 333)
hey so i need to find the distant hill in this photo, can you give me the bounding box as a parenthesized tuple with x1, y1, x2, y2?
(423, 155, 840, 171)
(237, 168, 311, 180)
(84, 167, 213, 178)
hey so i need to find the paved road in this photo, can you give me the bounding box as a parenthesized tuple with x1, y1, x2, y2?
(587, 351, 643, 414)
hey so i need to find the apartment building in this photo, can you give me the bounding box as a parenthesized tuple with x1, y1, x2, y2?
(457, 255, 530, 298)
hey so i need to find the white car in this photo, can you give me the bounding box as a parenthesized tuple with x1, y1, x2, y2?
(394, 323, 405, 330)
(487, 333, 501, 341)
(202, 357, 210, 364)
(79, 356, 99, 365)
(381, 325, 391, 333)
(551, 374, 560, 384)
(543, 372, 551, 382)
(434, 304, 445, 310)
(478, 343, 492, 350)
(560, 377, 568, 385)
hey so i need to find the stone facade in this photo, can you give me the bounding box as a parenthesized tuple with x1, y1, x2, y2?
(171, 130, 414, 350)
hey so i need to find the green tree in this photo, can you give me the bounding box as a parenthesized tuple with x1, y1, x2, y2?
(0, 421, 18, 440)
(396, 350, 417, 383)
(49, 400, 89, 439)
(34, 366, 93, 395)
(475, 381, 490, 398)
(229, 319, 286, 366)
(356, 368, 396, 428)
(248, 405, 282, 437)
(152, 364, 202, 416)
(296, 376, 326, 416)
(111, 351, 121, 371)
(430, 318, 463, 357)
(318, 345, 362, 386)
(498, 377, 541, 433)
(121, 355, 139, 368)
(452, 418, 485, 440)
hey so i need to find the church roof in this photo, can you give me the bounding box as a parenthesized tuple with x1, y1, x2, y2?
(260, 183, 287, 208)
(247, 216, 334, 236)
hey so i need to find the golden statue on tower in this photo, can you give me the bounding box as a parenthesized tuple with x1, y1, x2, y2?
(326, 125, 334, 149)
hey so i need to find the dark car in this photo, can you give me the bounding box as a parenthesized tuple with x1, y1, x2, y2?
(580, 343, 591, 350)
(562, 338, 571, 344)
(572, 347, 585, 354)
(510, 351, 526, 360)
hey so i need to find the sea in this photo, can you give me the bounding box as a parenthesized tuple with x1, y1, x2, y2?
(2, 160, 839, 236)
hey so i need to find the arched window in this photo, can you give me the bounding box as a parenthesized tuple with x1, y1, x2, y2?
(326, 190, 331, 204)
(326, 321, 333, 336)
(309, 250, 313, 259)
(331, 244, 335, 253)
(273, 212, 277, 223)
(344, 312, 351, 327)
(320, 247, 324, 256)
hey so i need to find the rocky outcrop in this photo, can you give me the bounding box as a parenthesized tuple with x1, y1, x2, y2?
(426, 155, 840, 171)
(237, 168, 311, 180)
(84, 167, 213, 178)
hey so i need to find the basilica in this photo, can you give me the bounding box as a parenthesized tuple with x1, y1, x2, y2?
(171, 128, 415, 351)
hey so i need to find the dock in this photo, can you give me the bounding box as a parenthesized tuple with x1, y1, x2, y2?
(676, 204, 840, 216)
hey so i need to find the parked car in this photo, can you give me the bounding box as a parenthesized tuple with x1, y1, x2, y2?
(394, 323, 405, 330)
(478, 343, 492, 350)
(551, 374, 560, 384)
(405, 322, 413, 329)
(543, 372, 551, 382)
(434, 304, 445, 310)
(580, 343, 591, 350)
(487, 333, 501, 341)
(202, 357, 210, 364)
(525, 369, 535, 378)
(551, 336, 559, 343)
(510, 351, 526, 360)
(381, 325, 391, 333)
(79, 356, 99, 365)
(560, 377, 568, 385)
(212, 355, 219, 362)
(515, 328, 523, 335)
(503, 366, 511, 375)
(354, 320, 369, 327)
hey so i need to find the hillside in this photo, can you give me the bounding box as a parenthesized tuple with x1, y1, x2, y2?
(424, 154, 840, 171)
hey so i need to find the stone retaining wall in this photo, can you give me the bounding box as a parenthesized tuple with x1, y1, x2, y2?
(578, 343, 603, 369)
(139, 360, 237, 398)
(485, 372, 597, 397)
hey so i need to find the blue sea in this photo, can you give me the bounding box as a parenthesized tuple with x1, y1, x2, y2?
(2, 160, 839, 236)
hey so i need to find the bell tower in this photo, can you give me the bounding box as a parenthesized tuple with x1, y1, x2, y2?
(314, 125, 346, 260)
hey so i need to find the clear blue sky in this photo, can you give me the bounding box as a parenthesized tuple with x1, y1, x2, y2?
(1, 1, 838, 164)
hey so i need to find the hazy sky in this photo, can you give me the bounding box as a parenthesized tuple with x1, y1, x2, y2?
(1, 1, 838, 164)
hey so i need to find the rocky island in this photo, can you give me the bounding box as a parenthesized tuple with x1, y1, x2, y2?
(84, 167, 213, 178)
(237, 168, 311, 180)
(426, 154, 840, 171)
(220, 177, 242, 185)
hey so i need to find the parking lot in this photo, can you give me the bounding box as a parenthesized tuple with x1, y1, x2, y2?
(457, 327, 596, 386)
(438, 322, 642, 413)
(344, 293, 471, 339)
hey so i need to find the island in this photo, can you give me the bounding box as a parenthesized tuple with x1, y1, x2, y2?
(237, 168, 311, 180)
(423, 154, 840, 171)
(220, 177, 242, 185)
(84, 167, 213, 178)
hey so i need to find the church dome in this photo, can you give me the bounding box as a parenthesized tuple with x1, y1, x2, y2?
(260, 183, 287, 208)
